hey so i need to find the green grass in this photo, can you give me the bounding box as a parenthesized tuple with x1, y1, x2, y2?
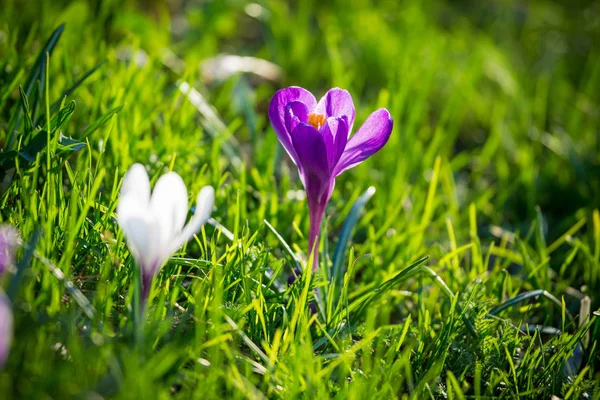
(1, 0, 599, 398)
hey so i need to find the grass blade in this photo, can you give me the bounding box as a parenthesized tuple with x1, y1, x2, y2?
(331, 186, 375, 288)
(49, 62, 104, 114)
(345, 256, 429, 318)
(7, 24, 64, 149)
(264, 219, 302, 273)
(80, 104, 123, 139)
(488, 289, 574, 322)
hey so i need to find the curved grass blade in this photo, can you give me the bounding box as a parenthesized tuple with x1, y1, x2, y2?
(8, 24, 65, 149)
(50, 100, 76, 132)
(346, 255, 429, 317)
(225, 315, 272, 368)
(8, 101, 79, 168)
(31, 246, 96, 319)
(264, 219, 302, 273)
(49, 62, 104, 114)
(489, 289, 574, 322)
(80, 104, 123, 139)
(332, 257, 478, 339)
(22, 24, 64, 97)
(19, 86, 34, 139)
(331, 186, 375, 288)
(419, 265, 479, 338)
(207, 217, 234, 242)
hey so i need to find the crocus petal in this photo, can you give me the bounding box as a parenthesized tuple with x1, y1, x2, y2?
(119, 163, 151, 206)
(117, 195, 162, 271)
(0, 291, 13, 369)
(149, 172, 189, 263)
(320, 116, 349, 173)
(117, 164, 159, 266)
(268, 87, 316, 165)
(290, 123, 333, 204)
(169, 186, 214, 253)
(284, 101, 309, 136)
(314, 88, 356, 132)
(334, 108, 393, 176)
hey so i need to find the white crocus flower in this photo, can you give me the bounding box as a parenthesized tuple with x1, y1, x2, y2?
(117, 163, 214, 304)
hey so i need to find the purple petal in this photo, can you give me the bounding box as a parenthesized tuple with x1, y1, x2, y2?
(284, 101, 309, 136)
(0, 291, 12, 369)
(320, 116, 349, 173)
(268, 87, 316, 165)
(314, 88, 356, 132)
(290, 123, 334, 204)
(334, 109, 393, 176)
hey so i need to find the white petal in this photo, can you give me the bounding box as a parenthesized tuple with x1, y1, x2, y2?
(117, 196, 161, 270)
(117, 164, 151, 245)
(149, 172, 189, 258)
(0, 290, 12, 368)
(119, 163, 150, 205)
(117, 164, 162, 272)
(169, 185, 215, 253)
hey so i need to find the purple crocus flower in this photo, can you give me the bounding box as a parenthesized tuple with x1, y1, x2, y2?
(0, 291, 12, 369)
(269, 87, 393, 270)
(0, 225, 18, 276)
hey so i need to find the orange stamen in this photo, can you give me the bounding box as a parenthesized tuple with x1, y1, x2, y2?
(307, 113, 326, 130)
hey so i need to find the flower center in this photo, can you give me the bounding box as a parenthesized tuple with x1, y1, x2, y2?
(307, 113, 326, 130)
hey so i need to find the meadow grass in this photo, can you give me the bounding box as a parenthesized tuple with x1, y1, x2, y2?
(0, 0, 599, 398)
